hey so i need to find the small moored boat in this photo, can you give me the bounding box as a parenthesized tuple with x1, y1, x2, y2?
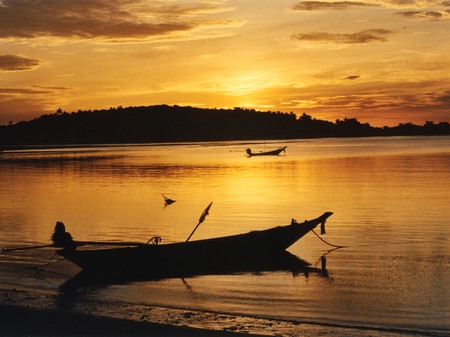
(246, 146, 287, 157)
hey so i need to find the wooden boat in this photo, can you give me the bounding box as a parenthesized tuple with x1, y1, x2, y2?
(56, 212, 333, 274)
(246, 146, 286, 156)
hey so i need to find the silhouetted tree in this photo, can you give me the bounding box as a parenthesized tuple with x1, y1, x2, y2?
(0, 105, 448, 146)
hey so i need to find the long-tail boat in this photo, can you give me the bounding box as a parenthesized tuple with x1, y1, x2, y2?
(54, 212, 333, 275)
(246, 146, 287, 157)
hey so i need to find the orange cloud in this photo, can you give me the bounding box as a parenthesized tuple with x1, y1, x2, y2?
(292, 1, 379, 11)
(395, 10, 449, 19)
(0, 0, 231, 41)
(0, 86, 72, 124)
(0, 55, 40, 71)
(344, 75, 360, 80)
(291, 29, 393, 43)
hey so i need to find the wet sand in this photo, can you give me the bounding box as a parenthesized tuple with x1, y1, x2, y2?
(0, 304, 261, 337)
(0, 287, 426, 337)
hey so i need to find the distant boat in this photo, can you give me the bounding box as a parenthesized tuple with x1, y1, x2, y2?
(55, 212, 333, 275)
(246, 146, 287, 157)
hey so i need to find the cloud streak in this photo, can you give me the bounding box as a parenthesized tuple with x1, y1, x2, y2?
(344, 75, 360, 80)
(272, 81, 450, 125)
(291, 29, 393, 43)
(387, 0, 416, 5)
(0, 85, 75, 124)
(0, 0, 232, 41)
(0, 55, 40, 71)
(292, 1, 380, 11)
(395, 10, 449, 19)
(293, 1, 450, 12)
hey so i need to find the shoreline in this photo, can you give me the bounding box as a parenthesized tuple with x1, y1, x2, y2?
(1, 287, 444, 337)
(0, 304, 259, 337)
(2, 134, 449, 153)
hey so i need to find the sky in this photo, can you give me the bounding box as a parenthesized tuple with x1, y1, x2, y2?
(0, 0, 449, 126)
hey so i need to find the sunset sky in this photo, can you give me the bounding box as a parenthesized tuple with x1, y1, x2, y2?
(1, 0, 449, 126)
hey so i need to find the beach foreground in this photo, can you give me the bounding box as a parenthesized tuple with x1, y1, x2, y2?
(0, 287, 429, 337)
(0, 304, 265, 337)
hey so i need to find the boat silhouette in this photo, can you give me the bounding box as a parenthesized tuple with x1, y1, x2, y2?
(246, 146, 287, 157)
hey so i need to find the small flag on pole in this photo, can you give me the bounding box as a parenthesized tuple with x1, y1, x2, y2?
(186, 202, 213, 242)
(199, 202, 213, 224)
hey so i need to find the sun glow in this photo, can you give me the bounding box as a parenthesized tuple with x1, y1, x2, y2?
(219, 71, 278, 96)
(0, 0, 449, 125)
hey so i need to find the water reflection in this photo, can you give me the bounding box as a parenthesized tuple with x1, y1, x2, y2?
(59, 251, 328, 294)
(1, 137, 449, 334)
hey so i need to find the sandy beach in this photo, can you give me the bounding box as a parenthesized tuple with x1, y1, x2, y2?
(0, 304, 265, 337)
(0, 286, 269, 337)
(0, 304, 248, 337)
(1, 286, 428, 337)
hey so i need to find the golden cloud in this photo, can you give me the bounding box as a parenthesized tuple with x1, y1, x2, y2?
(0, 55, 40, 71)
(0, 0, 232, 41)
(291, 29, 393, 43)
(395, 10, 449, 19)
(292, 1, 380, 11)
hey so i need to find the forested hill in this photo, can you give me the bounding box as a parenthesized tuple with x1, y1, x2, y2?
(1, 105, 449, 146)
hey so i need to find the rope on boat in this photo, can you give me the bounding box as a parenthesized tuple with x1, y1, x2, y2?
(311, 229, 348, 249)
(31, 252, 60, 279)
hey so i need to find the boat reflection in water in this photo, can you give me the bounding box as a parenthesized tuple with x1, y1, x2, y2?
(60, 251, 328, 293)
(56, 212, 333, 292)
(55, 212, 333, 293)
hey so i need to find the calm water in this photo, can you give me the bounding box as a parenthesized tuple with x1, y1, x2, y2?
(0, 136, 449, 335)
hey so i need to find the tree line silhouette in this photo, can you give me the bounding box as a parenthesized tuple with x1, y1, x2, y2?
(1, 105, 449, 146)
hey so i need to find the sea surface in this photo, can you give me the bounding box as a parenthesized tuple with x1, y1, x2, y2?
(0, 136, 449, 336)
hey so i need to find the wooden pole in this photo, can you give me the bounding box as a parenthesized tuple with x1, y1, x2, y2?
(2, 244, 54, 253)
(74, 240, 143, 247)
(2, 241, 144, 253)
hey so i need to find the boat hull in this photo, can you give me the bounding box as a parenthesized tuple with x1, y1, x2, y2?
(57, 212, 333, 274)
(246, 146, 287, 156)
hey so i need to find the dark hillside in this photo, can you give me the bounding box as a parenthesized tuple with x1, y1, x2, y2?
(0, 105, 449, 146)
